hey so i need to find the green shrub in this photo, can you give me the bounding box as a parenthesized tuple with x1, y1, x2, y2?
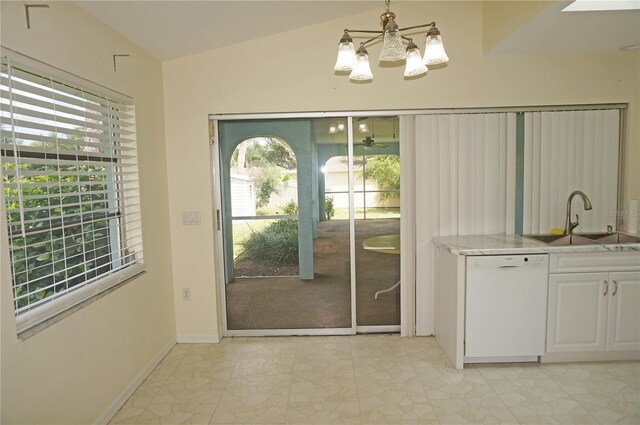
(240, 219, 298, 265)
(256, 173, 280, 208)
(364, 155, 400, 201)
(325, 196, 335, 220)
(282, 200, 298, 215)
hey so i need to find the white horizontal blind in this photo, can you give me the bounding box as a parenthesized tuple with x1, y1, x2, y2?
(523, 110, 620, 234)
(0, 56, 144, 332)
(413, 112, 516, 334)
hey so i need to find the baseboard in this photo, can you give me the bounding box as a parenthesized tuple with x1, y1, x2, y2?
(541, 350, 640, 363)
(177, 334, 221, 343)
(465, 355, 539, 364)
(356, 325, 401, 334)
(95, 336, 176, 425)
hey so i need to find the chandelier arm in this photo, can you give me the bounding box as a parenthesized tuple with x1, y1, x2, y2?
(397, 22, 436, 32)
(361, 33, 384, 47)
(344, 29, 384, 35)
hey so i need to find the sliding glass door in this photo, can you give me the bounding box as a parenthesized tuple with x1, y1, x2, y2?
(351, 118, 401, 329)
(214, 115, 400, 335)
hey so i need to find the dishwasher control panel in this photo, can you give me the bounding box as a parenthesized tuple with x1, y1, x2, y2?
(467, 254, 548, 268)
(523, 256, 546, 263)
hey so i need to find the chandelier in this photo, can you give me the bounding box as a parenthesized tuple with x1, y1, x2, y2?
(334, 0, 449, 82)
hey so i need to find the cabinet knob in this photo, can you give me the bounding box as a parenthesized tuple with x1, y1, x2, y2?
(612, 280, 618, 296)
(603, 280, 609, 296)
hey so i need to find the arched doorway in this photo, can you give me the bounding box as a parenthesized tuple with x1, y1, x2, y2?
(229, 137, 298, 278)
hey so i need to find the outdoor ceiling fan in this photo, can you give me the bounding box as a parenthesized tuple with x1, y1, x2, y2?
(354, 135, 388, 149)
(352, 117, 389, 149)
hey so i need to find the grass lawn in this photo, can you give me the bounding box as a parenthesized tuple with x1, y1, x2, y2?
(231, 209, 399, 258)
(232, 219, 278, 259)
(333, 207, 400, 220)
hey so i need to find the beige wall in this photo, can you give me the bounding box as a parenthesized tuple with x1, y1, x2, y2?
(1, 2, 175, 424)
(163, 1, 639, 337)
(482, 1, 553, 52)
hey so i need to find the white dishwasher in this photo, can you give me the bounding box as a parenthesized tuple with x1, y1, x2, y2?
(465, 254, 549, 362)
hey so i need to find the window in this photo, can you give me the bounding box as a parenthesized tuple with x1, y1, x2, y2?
(1, 52, 144, 333)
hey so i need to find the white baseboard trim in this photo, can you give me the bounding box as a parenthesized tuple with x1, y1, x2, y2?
(177, 334, 221, 343)
(96, 336, 176, 425)
(465, 355, 539, 364)
(356, 325, 401, 334)
(224, 328, 352, 337)
(541, 350, 640, 363)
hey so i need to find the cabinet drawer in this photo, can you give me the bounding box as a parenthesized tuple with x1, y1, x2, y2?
(550, 251, 640, 273)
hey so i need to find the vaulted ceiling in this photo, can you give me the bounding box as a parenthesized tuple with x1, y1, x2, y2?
(74, 1, 640, 62)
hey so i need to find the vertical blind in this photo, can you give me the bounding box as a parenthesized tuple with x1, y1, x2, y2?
(522, 110, 620, 233)
(413, 112, 517, 334)
(415, 113, 517, 235)
(1, 55, 144, 332)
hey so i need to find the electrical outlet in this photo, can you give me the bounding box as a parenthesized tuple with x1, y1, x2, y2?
(182, 288, 192, 301)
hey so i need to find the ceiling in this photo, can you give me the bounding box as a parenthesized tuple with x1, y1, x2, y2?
(74, 1, 381, 61)
(74, 0, 640, 62)
(488, 0, 640, 54)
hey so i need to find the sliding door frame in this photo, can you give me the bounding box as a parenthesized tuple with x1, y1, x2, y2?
(210, 111, 411, 337)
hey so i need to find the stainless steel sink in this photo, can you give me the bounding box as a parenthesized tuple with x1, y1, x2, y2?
(585, 233, 640, 244)
(522, 234, 599, 246)
(522, 232, 640, 246)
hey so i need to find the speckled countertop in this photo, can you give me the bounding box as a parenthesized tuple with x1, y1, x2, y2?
(432, 234, 640, 256)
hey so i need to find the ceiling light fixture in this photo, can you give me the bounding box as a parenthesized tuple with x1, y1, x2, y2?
(328, 122, 346, 135)
(334, 0, 449, 82)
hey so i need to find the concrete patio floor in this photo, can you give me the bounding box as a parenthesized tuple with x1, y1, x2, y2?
(225, 218, 400, 330)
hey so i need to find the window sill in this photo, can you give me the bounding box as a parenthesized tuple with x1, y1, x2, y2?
(16, 267, 145, 340)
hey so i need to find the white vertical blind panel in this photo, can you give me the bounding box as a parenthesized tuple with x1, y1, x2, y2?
(522, 110, 620, 233)
(413, 112, 517, 335)
(457, 116, 470, 235)
(505, 115, 517, 233)
(399, 115, 416, 337)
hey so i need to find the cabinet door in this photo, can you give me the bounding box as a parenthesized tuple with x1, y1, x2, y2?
(547, 273, 609, 352)
(606, 271, 640, 351)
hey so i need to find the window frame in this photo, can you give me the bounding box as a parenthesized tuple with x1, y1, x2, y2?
(1, 48, 145, 335)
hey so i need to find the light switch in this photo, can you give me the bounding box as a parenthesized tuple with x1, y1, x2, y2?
(182, 211, 201, 225)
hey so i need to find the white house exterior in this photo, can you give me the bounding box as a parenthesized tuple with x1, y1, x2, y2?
(230, 173, 256, 217)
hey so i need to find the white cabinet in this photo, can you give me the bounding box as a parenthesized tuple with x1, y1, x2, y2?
(607, 272, 640, 351)
(547, 252, 640, 354)
(547, 273, 609, 352)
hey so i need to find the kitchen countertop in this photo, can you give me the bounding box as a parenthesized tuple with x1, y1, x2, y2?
(432, 234, 640, 255)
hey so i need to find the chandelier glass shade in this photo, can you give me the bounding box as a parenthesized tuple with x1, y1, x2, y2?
(350, 46, 374, 81)
(334, 32, 357, 71)
(333, 0, 449, 82)
(379, 18, 406, 62)
(403, 41, 428, 77)
(423, 33, 449, 65)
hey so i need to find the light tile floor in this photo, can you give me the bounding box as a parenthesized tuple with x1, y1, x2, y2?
(109, 335, 639, 425)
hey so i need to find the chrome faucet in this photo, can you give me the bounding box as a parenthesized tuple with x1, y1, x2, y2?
(564, 191, 593, 235)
